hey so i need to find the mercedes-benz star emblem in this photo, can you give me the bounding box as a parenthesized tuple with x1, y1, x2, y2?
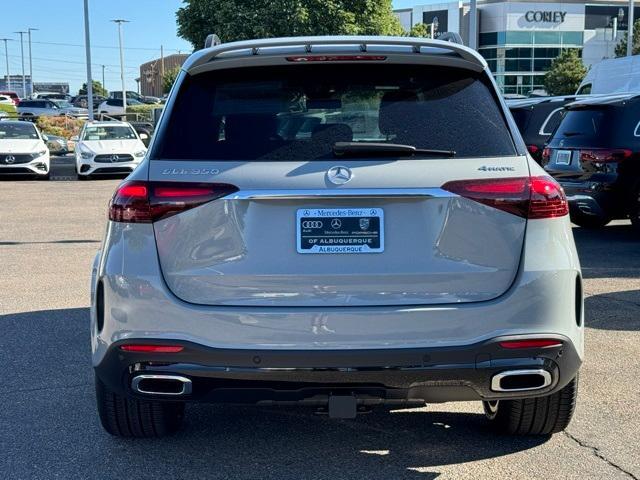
(5, 155, 15, 164)
(331, 218, 342, 229)
(327, 166, 352, 185)
(110, 154, 120, 163)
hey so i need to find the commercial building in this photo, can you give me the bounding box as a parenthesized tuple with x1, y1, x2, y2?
(139, 54, 189, 97)
(0, 75, 32, 98)
(396, 0, 636, 94)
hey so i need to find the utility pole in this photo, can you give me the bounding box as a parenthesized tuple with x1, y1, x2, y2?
(160, 45, 165, 98)
(0, 39, 10, 91)
(628, 0, 635, 56)
(111, 19, 129, 115)
(102, 64, 106, 93)
(14, 31, 26, 98)
(83, 0, 94, 121)
(27, 28, 37, 96)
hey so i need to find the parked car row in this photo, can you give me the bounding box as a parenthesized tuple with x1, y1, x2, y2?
(508, 93, 640, 231)
(0, 118, 148, 180)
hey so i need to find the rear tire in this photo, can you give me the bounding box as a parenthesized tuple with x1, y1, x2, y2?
(571, 212, 611, 229)
(95, 376, 185, 438)
(483, 375, 578, 435)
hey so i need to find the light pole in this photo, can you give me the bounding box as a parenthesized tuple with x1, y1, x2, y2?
(111, 19, 129, 115)
(14, 31, 26, 98)
(0, 39, 10, 91)
(83, 0, 94, 121)
(628, 0, 635, 56)
(27, 28, 38, 96)
(469, 0, 478, 49)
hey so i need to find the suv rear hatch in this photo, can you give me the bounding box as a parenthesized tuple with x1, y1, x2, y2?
(148, 59, 529, 307)
(544, 103, 631, 181)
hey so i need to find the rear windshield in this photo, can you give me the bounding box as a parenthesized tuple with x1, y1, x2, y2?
(510, 108, 531, 132)
(155, 65, 516, 160)
(550, 108, 615, 148)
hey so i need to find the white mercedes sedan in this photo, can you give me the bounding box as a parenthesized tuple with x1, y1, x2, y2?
(74, 121, 147, 179)
(0, 121, 50, 179)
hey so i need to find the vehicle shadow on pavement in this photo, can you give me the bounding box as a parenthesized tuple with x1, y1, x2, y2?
(585, 289, 640, 331)
(573, 223, 640, 279)
(0, 307, 548, 480)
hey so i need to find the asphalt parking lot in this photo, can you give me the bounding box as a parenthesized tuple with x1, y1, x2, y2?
(0, 156, 639, 479)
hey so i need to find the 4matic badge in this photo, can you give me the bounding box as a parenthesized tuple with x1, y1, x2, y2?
(478, 166, 515, 172)
(161, 168, 221, 175)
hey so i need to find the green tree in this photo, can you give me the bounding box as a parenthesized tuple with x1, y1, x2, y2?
(176, 0, 404, 48)
(407, 23, 430, 38)
(615, 19, 640, 56)
(78, 80, 107, 97)
(543, 49, 587, 96)
(162, 67, 181, 94)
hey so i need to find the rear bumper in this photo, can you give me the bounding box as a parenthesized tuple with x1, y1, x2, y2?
(95, 334, 581, 405)
(560, 181, 623, 219)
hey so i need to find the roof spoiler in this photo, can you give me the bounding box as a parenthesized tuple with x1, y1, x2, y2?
(204, 34, 222, 49)
(437, 32, 463, 45)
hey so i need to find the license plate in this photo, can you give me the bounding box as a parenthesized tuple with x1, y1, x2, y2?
(296, 208, 384, 254)
(556, 150, 572, 165)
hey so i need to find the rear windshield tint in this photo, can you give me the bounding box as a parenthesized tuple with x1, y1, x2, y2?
(550, 108, 615, 148)
(510, 108, 531, 132)
(155, 65, 516, 160)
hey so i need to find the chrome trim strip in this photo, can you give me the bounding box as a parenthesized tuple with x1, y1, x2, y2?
(490, 369, 552, 392)
(131, 374, 192, 396)
(223, 188, 457, 200)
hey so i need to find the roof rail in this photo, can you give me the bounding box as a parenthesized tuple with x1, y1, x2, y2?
(186, 35, 484, 72)
(203, 34, 222, 49)
(437, 32, 463, 45)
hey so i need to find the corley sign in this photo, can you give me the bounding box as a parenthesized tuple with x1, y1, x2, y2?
(524, 11, 567, 23)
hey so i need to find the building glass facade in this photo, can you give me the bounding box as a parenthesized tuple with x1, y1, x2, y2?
(395, 1, 635, 95)
(479, 31, 583, 94)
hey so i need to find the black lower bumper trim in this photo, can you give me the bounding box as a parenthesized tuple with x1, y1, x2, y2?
(95, 335, 582, 405)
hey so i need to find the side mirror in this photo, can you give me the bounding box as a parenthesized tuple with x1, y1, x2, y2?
(70, 135, 79, 142)
(42, 134, 49, 141)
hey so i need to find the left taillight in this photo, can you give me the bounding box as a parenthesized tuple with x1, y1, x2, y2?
(109, 181, 238, 223)
(442, 176, 568, 219)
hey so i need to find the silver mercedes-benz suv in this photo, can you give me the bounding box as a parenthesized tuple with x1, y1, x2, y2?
(91, 36, 583, 438)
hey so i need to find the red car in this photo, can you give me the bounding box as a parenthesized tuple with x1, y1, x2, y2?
(0, 91, 20, 106)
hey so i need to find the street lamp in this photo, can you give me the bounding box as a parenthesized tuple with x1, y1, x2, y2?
(27, 28, 38, 96)
(14, 31, 26, 98)
(83, 0, 94, 121)
(0, 38, 11, 91)
(111, 19, 129, 115)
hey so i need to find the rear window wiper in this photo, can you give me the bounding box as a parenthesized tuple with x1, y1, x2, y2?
(562, 131, 583, 137)
(333, 142, 456, 158)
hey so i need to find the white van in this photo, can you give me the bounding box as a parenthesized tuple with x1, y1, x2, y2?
(577, 55, 640, 94)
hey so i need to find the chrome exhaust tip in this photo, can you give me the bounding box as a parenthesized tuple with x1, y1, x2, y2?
(131, 374, 192, 396)
(491, 369, 552, 392)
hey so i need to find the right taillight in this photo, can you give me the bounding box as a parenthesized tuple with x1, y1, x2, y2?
(579, 149, 632, 163)
(542, 148, 551, 163)
(442, 176, 568, 219)
(109, 181, 238, 223)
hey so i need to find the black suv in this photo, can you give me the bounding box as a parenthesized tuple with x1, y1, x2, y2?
(507, 96, 577, 164)
(543, 94, 640, 229)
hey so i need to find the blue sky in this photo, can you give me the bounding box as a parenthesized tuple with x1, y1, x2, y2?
(2, 0, 432, 95)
